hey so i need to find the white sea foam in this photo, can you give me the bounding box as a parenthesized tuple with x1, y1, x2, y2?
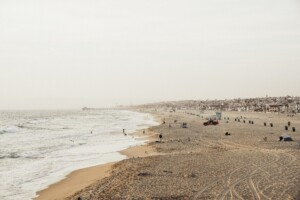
(0, 110, 158, 200)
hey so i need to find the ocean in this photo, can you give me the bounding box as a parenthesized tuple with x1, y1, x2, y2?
(0, 109, 158, 200)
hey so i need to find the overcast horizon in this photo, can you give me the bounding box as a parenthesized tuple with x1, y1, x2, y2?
(1, 0, 300, 110)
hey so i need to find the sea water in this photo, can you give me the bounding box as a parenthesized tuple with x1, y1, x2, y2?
(0, 110, 158, 200)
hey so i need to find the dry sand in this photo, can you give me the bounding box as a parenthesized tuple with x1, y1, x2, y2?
(39, 111, 300, 200)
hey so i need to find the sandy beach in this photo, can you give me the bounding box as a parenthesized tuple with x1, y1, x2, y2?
(35, 127, 161, 200)
(37, 110, 300, 200)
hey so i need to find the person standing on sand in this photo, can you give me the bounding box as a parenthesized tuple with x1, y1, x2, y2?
(159, 133, 163, 142)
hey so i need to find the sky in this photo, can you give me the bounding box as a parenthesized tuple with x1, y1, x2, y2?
(0, 0, 299, 109)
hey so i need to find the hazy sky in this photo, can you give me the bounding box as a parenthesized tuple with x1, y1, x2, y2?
(0, 0, 299, 109)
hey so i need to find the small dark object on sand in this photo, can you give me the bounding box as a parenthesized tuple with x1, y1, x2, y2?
(159, 133, 163, 142)
(288, 121, 291, 126)
(174, 120, 177, 123)
(285, 126, 288, 131)
(279, 135, 293, 142)
(77, 197, 82, 200)
(263, 137, 267, 142)
(264, 122, 266, 126)
(138, 172, 151, 177)
(203, 120, 218, 126)
(225, 132, 231, 136)
(292, 127, 296, 132)
(270, 123, 273, 127)
(182, 123, 188, 128)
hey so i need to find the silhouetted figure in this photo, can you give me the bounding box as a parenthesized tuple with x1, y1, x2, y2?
(225, 132, 231, 136)
(159, 133, 163, 142)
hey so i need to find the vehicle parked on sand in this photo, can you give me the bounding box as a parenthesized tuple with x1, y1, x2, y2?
(203, 119, 219, 126)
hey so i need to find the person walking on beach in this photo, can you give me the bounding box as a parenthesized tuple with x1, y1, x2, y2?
(159, 133, 163, 142)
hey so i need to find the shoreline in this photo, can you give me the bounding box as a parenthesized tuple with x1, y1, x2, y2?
(35, 113, 161, 200)
(34, 162, 115, 200)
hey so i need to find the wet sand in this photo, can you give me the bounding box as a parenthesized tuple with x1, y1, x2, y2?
(35, 128, 160, 200)
(34, 163, 114, 200)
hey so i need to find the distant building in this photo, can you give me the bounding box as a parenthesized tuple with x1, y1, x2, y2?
(266, 104, 284, 112)
(288, 103, 298, 113)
